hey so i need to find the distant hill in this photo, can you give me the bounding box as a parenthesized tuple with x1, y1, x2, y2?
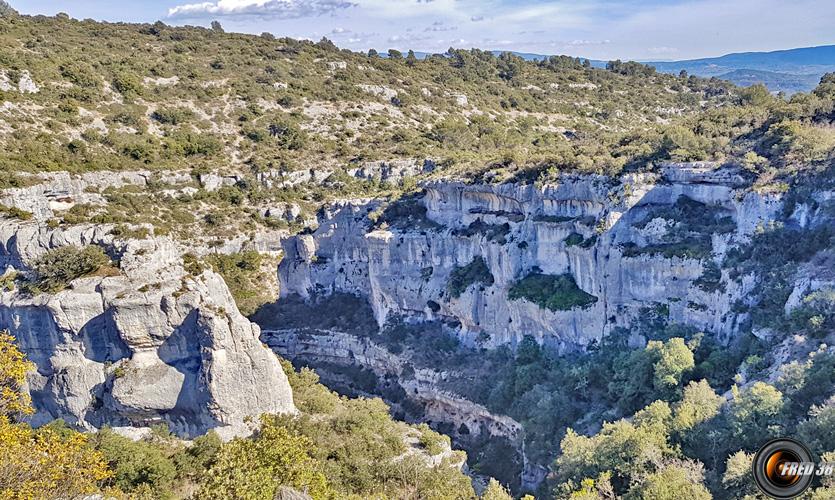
(715, 69, 823, 94)
(648, 45, 835, 76)
(647, 45, 835, 93)
(396, 45, 835, 93)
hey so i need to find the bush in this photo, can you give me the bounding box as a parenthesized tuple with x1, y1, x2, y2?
(198, 417, 331, 499)
(417, 423, 449, 455)
(205, 251, 273, 316)
(166, 131, 222, 157)
(29, 245, 111, 293)
(564, 232, 584, 246)
(0, 203, 33, 220)
(447, 257, 494, 298)
(151, 107, 193, 125)
(112, 71, 142, 97)
(91, 428, 177, 496)
(267, 119, 307, 150)
(452, 219, 510, 243)
(508, 273, 597, 311)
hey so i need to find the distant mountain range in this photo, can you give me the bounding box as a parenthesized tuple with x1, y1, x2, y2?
(402, 45, 835, 94)
(646, 45, 835, 93)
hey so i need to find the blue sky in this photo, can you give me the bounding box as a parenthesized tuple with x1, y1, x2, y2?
(13, 0, 835, 60)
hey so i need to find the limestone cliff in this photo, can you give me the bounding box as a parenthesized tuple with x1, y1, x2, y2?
(0, 219, 295, 440)
(279, 162, 790, 351)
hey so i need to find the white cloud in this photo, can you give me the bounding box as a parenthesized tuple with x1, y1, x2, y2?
(424, 21, 456, 32)
(566, 39, 611, 47)
(647, 46, 679, 55)
(388, 32, 430, 43)
(167, 0, 356, 19)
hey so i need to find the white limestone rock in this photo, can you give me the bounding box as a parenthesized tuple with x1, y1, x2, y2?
(0, 221, 295, 439)
(277, 168, 790, 350)
(198, 173, 240, 192)
(17, 71, 39, 93)
(347, 159, 436, 184)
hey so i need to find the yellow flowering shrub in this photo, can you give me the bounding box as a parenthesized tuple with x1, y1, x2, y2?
(0, 331, 34, 419)
(0, 331, 112, 499)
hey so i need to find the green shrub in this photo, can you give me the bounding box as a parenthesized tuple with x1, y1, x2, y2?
(151, 107, 193, 125)
(112, 71, 142, 97)
(0, 203, 33, 220)
(417, 423, 449, 455)
(447, 257, 494, 298)
(166, 131, 222, 157)
(90, 428, 177, 497)
(206, 251, 273, 316)
(508, 273, 597, 311)
(375, 197, 442, 231)
(266, 119, 307, 150)
(564, 232, 584, 246)
(198, 418, 331, 500)
(109, 224, 151, 240)
(452, 219, 510, 243)
(28, 245, 111, 293)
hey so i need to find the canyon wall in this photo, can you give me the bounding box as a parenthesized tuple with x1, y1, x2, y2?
(279, 163, 786, 351)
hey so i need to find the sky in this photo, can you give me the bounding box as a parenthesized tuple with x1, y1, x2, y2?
(12, 0, 835, 61)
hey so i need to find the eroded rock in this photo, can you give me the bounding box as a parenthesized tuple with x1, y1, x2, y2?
(0, 221, 295, 439)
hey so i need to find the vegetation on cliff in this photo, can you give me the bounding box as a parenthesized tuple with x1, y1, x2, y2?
(447, 257, 495, 298)
(508, 272, 597, 311)
(0, 331, 488, 499)
(23, 244, 113, 293)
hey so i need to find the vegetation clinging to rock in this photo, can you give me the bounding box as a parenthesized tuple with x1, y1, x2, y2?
(447, 257, 495, 298)
(508, 272, 597, 311)
(26, 245, 113, 293)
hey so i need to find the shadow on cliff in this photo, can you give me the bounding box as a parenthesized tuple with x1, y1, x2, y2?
(0, 302, 133, 427)
(154, 309, 213, 436)
(251, 292, 379, 337)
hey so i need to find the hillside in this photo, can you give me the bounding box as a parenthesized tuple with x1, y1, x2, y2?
(715, 69, 823, 94)
(1, 8, 835, 500)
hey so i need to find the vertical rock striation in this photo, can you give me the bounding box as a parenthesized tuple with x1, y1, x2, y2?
(278, 163, 785, 350)
(0, 220, 295, 439)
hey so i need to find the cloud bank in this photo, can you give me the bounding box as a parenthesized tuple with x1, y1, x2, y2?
(168, 0, 356, 19)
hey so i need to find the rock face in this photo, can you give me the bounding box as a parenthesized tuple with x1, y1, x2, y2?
(0, 220, 295, 440)
(347, 159, 436, 185)
(0, 170, 193, 219)
(261, 327, 545, 489)
(264, 328, 521, 438)
(279, 163, 786, 351)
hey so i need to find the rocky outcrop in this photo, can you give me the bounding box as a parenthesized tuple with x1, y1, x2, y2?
(0, 70, 38, 93)
(261, 327, 541, 487)
(278, 163, 785, 351)
(347, 159, 436, 185)
(255, 168, 333, 189)
(0, 220, 295, 439)
(264, 328, 521, 439)
(0, 170, 194, 220)
(198, 173, 240, 192)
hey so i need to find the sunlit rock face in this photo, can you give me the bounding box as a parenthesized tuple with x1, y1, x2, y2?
(0, 221, 295, 440)
(279, 163, 787, 351)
